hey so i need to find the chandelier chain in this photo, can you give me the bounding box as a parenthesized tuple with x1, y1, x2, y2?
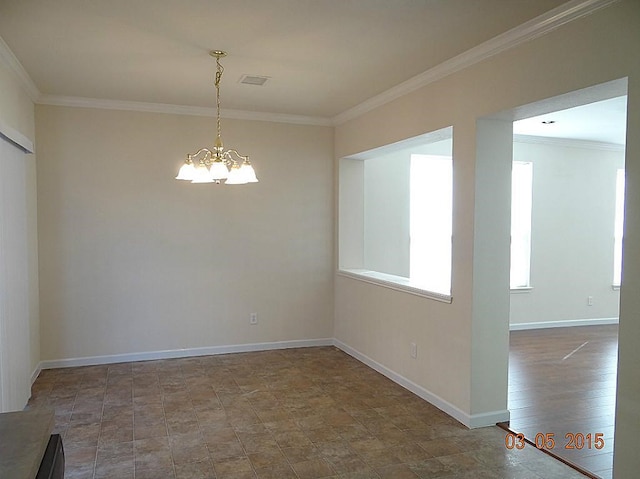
(215, 56, 224, 144)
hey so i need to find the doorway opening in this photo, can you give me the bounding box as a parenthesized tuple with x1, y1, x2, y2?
(505, 82, 627, 479)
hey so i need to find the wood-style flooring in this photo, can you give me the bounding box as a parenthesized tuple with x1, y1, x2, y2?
(508, 325, 618, 479)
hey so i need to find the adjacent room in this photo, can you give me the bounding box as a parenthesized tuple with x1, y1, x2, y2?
(507, 96, 627, 479)
(0, 1, 638, 478)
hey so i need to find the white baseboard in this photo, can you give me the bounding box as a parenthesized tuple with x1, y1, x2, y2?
(30, 364, 42, 385)
(333, 339, 509, 429)
(510, 317, 619, 331)
(467, 410, 511, 429)
(38, 338, 334, 370)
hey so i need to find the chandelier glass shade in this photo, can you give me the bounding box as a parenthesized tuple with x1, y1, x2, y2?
(176, 51, 258, 185)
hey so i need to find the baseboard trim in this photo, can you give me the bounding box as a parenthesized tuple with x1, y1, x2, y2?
(333, 339, 509, 429)
(30, 363, 42, 385)
(510, 317, 619, 331)
(468, 410, 511, 429)
(38, 338, 334, 370)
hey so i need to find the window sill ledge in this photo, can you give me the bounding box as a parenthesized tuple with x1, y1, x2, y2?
(510, 287, 533, 294)
(337, 269, 452, 304)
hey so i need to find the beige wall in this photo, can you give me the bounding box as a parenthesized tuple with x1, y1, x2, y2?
(615, 72, 640, 479)
(36, 106, 334, 361)
(0, 60, 34, 141)
(0, 58, 39, 383)
(334, 0, 639, 475)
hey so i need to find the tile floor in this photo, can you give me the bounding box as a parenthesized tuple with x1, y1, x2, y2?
(27, 346, 588, 478)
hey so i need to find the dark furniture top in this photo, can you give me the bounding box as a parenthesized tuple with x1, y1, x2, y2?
(0, 408, 54, 479)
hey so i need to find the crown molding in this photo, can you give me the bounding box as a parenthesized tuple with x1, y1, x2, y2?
(514, 134, 625, 151)
(221, 108, 332, 126)
(36, 94, 333, 126)
(0, 35, 40, 101)
(332, 0, 620, 125)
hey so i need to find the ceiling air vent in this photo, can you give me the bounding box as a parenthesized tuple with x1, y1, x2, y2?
(239, 74, 269, 86)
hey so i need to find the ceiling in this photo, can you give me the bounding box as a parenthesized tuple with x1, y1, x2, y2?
(0, 1, 626, 145)
(514, 96, 628, 146)
(0, 0, 568, 119)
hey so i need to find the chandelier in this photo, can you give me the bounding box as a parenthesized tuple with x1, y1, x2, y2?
(176, 51, 258, 184)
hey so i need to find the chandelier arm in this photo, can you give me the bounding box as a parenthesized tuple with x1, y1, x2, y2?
(189, 148, 214, 159)
(225, 149, 249, 162)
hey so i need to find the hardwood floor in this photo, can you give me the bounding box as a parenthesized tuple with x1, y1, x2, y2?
(508, 325, 618, 479)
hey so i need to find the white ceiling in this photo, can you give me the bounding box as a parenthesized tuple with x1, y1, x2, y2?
(0, 0, 568, 119)
(0, 1, 626, 144)
(514, 96, 628, 146)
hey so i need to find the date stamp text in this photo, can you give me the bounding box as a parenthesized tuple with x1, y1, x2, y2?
(505, 432, 605, 450)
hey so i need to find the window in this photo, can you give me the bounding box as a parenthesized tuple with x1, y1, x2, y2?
(613, 168, 625, 287)
(510, 161, 533, 289)
(410, 155, 452, 295)
(338, 127, 453, 302)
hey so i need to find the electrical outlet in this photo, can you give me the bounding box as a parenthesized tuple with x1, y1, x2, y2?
(410, 342, 417, 359)
(250, 313, 258, 325)
(588, 296, 593, 306)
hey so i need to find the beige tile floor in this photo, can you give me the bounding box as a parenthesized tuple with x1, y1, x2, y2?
(27, 347, 588, 479)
